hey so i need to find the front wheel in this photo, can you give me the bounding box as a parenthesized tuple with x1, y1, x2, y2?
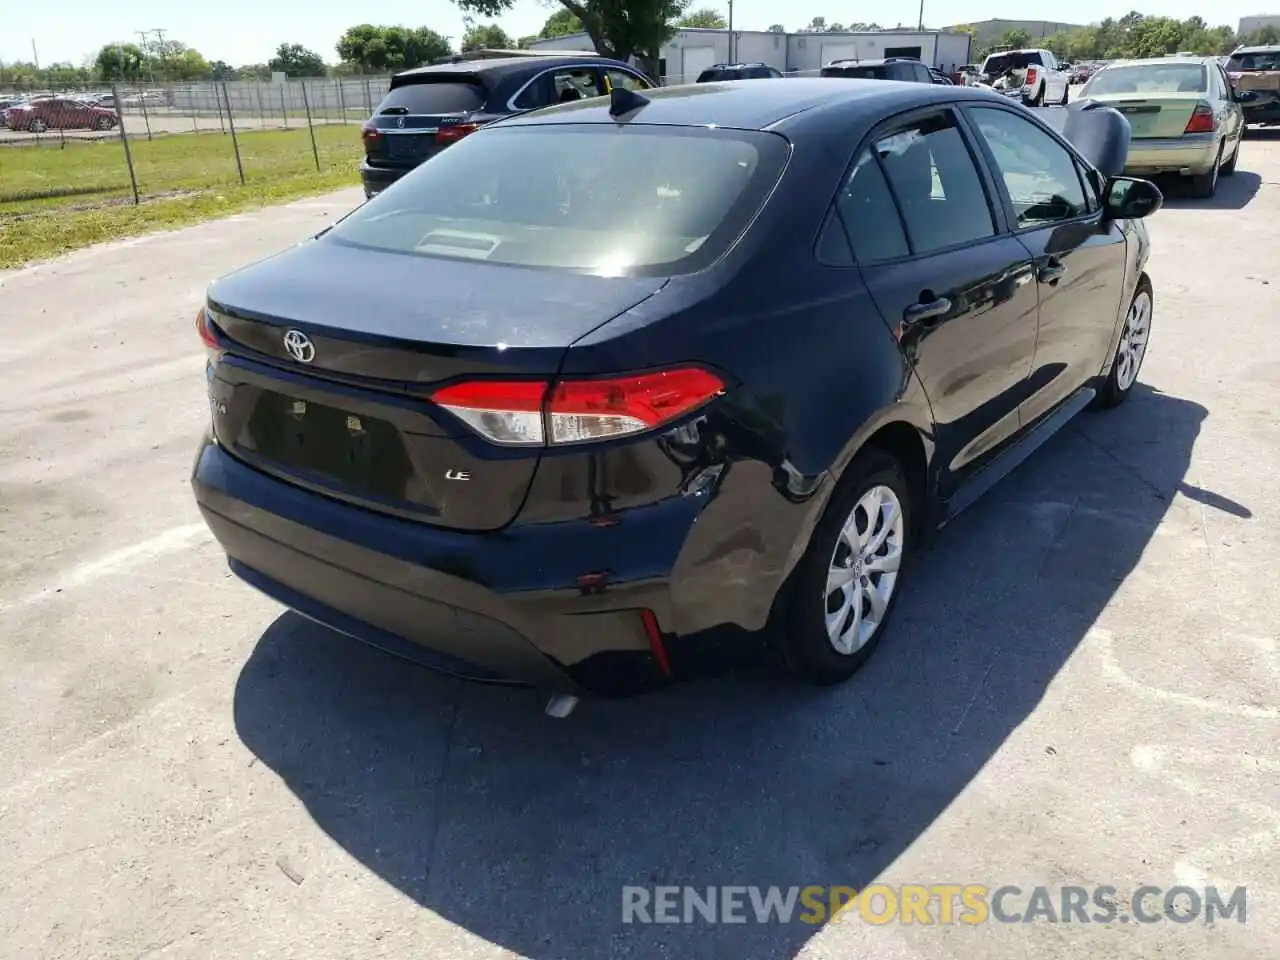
(95, 115, 114, 131)
(27, 118, 47, 133)
(782, 448, 913, 685)
(1093, 275, 1153, 409)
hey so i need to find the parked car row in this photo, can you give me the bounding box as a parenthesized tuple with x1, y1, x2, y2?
(192, 48, 1178, 713)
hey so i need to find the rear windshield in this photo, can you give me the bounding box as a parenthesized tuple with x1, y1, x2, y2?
(1086, 63, 1206, 95)
(376, 80, 487, 115)
(1227, 50, 1280, 71)
(326, 125, 790, 277)
(821, 65, 888, 79)
(983, 52, 1043, 74)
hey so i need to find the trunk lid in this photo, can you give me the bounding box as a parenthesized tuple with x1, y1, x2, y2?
(363, 75, 490, 170)
(205, 238, 666, 530)
(1087, 93, 1203, 138)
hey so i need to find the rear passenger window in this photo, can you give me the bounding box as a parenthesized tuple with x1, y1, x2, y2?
(872, 111, 995, 254)
(835, 149, 910, 262)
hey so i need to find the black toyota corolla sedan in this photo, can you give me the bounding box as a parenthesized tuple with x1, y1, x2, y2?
(192, 80, 1161, 710)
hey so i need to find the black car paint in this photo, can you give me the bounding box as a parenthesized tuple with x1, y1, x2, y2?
(194, 80, 1151, 698)
(359, 56, 652, 197)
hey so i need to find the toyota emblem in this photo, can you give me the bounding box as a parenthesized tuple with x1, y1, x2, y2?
(283, 329, 315, 363)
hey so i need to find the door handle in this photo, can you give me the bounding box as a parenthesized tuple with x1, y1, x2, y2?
(1038, 258, 1066, 285)
(903, 296, 951, 327)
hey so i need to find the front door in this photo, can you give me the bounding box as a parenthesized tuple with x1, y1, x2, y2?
(963, 104, 1129, 424)
(839, 108, 1040, 497)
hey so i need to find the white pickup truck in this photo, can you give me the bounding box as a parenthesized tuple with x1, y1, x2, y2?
(978, 48, 1071, 106)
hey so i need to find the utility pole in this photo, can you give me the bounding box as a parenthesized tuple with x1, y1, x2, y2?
(727, 0, 734, 63)
(136, 30, 154, 80)
(31, 38, 40, 70)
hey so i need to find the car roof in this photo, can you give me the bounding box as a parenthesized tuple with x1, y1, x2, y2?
(393, 55, 621, 83)
(1232, 45, 1280, 54)
(498, 78, 1014, 132)
(1104, 56, 1216, 67)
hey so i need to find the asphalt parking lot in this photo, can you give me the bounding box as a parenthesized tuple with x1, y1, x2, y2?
(1, 135, 1277, 959)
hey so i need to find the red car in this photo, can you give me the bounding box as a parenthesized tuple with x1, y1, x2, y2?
(5, 97, 118, 133)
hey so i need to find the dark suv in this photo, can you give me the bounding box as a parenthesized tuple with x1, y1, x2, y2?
(820, 57, 934, 82)
(359, 55, 654, 199)
(695, 62, 784, 82)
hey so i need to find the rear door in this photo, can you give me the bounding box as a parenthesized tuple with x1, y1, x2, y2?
(963, 104, 1128, 424)
(837, 107, 1040, 494)
(512, 64, 605, 108)
(364, 75, 490, 172)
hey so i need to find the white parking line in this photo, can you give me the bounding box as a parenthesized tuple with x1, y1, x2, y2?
(0, 523, 213, 613)
(1089, 627, 1279, 720)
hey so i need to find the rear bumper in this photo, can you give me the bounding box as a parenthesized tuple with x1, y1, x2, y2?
(192, 434, 780, 697)
(1123, 134, 1219, 176)
(358, 162, 408, 198)
(1243, 101, 1280, 124)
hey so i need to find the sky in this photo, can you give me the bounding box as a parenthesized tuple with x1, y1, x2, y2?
(0, 0, 1267, 68)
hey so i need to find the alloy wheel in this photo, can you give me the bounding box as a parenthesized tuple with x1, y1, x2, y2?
(1115, 290, 1152, 392)
(825, 484, 905, 655)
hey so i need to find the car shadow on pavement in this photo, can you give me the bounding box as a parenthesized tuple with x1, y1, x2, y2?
(234, 382, 1234, 959)
(1156, 170, 1261, 210)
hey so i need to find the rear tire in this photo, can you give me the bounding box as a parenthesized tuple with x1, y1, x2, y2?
(95, 115, 114, 131)
(1221, 136, 1240, 175)
(1093, 275, 1153, 410)
(1058, 83, 1069, 105)
(1189, 143, 1223, 198)
(781, 448, 914, 686)
(1027, 85, 1045, 107)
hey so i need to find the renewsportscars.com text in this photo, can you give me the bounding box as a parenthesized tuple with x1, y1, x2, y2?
(621, 884, 1247, 926)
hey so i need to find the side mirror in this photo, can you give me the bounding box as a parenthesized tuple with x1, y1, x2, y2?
(1104, 176, 1163, 220)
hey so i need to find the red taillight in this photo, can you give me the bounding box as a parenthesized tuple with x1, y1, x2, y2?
(1184, 104, 1215, 134)
(430, 367, 726, 446)
(1024, 67, 1038, 86)
(360, 122, 381, 144)
(196, 307, 220, 350)
(436, 122, 479, 145)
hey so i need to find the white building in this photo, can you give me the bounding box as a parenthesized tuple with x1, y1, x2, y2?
(1238, 14, 1280, 37)
(526, 28, 975, 83)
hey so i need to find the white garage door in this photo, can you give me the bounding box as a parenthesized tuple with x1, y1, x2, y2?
(680, 46, 718, 83)
(821, 43, 862, 65)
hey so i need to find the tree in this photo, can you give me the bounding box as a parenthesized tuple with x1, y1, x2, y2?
(766, 24, 786, 32)
(337, 24, 452, 72)
(1246, 25, 1280, 44)
(453, 0, 685, 64)
(209, 60, 236, 80)
(268, 42, 327, 77)
(678, 8, 726, 28)
(462, 23, 513, 50)
(150, 41, 211, 81)
(238, 63, 273, 81)
(539, 8, 584, 38)
(95, 43, 146, 81)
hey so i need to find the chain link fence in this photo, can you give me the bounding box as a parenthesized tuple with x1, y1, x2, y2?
(0, 77, 391, 217)
(1, 66, 982, 225)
